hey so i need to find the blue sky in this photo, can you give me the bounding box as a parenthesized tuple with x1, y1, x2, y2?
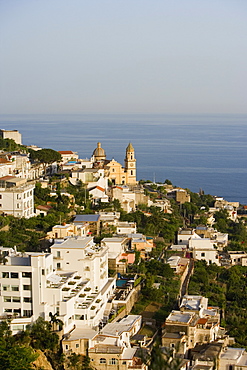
(0, 0, 247, 114)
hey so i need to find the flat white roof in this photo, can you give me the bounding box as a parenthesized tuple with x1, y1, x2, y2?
(64, 326, 97, 341)
(220, 347, 246, 361)
(167, 311, 194, 324)
(52, 236, 94, 249)
(122, 348, 137, 360)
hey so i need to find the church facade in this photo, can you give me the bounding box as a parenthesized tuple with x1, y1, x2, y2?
(92, 142, 137, 186)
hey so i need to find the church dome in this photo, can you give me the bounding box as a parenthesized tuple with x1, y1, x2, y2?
(93, 142, 106, 160)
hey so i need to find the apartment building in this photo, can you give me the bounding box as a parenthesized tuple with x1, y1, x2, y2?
(0, 237, 116, 334)
(0, 176, 35, 218)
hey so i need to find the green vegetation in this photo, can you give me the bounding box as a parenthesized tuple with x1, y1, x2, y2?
(188, 260, 247, 348)
(121, 207, 182, 242)
(0, 318, 65, 370)
(131, 260, 180, 323)
(29, 148, 62, 173)
(0, 320, 38, 370)
(0, 137, 27, 153)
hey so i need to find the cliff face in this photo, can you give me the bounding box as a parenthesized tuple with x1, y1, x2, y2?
(32, 349, 54, 370)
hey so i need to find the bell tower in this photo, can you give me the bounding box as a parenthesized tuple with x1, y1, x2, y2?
(125, 143, 137, 185)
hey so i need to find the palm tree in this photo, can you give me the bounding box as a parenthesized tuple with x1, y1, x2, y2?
(49, 312, 63, 331)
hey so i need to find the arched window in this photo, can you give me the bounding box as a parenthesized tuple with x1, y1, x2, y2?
(100, 358, 106, 364)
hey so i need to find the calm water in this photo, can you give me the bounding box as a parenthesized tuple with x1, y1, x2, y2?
(0, 113, 246, 204)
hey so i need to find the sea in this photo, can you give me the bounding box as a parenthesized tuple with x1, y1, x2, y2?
(0, 113, 246, 205)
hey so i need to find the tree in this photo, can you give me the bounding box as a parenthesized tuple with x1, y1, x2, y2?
(28, 317, 59, 351)
(30, 148, 61, 174)
(164, 179, 173, 185)
(49, 312, 63, 331)
(67, 354, 93, 370)
(150, 346, 183, 370)
(0, 320, 38, 370)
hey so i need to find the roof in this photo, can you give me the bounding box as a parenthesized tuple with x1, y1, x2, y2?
(162, 332, 185, 339)
(102, 315, 141, 337)
(166, 311, 194, 324)
(102, 236, 127, 243)
(126, 143, 134, 152)
(180, 295, 207, 311)
(197, 318, 207, 325)
(58, 151, 74, 154)
(36, 205, 52, 211)
(64, 326, 97, 341)
(220, 347, 246, 361)
(74, 214, 100, 222)
(122, 348, 137, 360)
(0, 158, 11, 164)
(52, 236, 94, 250)
(93, 142, 106, 157)
(89, 186, 105, 192)
(0, 175, 16, 180)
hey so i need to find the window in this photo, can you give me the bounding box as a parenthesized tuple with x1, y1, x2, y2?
(3, 285, 10, 291)
(4, 297, 11, 302)
(23, 297, 32, 303)
(12, 325, 24, 331)
(100, 358, 106, 364)
(201, 252, 205, 257)
(22, 272, 31, 278)
(75, 343, 79, 348)
(23, 285, 31, 290)
(13, 297, 20, 302)
(109, 358, 118, 365)
(57, 251, 61, 258)
(11, 285, 19, 291)
(0, 195, 2, 199)
(42, 269, 45, 275)
(11, 272, 18, 278)
(23, 310, 33, 317)
(65, 345, 69, 350)
(57, 263, 61, 270)
(2, 272, 9, 278)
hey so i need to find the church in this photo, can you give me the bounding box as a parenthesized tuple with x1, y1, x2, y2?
(92, 142, 137, 186)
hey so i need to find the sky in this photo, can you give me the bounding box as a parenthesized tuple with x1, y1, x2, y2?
(0, 0, 247, 114)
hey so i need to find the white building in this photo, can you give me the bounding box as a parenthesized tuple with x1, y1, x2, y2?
(0, 176, 35, 218)
(188, 238, 220, 265)
(116, 221, 137, 235)
(177, 228, 201, 246)
(51, 237, 109, 292)
(58, 151, 79, 164)
(0, 129, 22, 144)
(219, 347, 247, 370)
(0, 237, 116, 334)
